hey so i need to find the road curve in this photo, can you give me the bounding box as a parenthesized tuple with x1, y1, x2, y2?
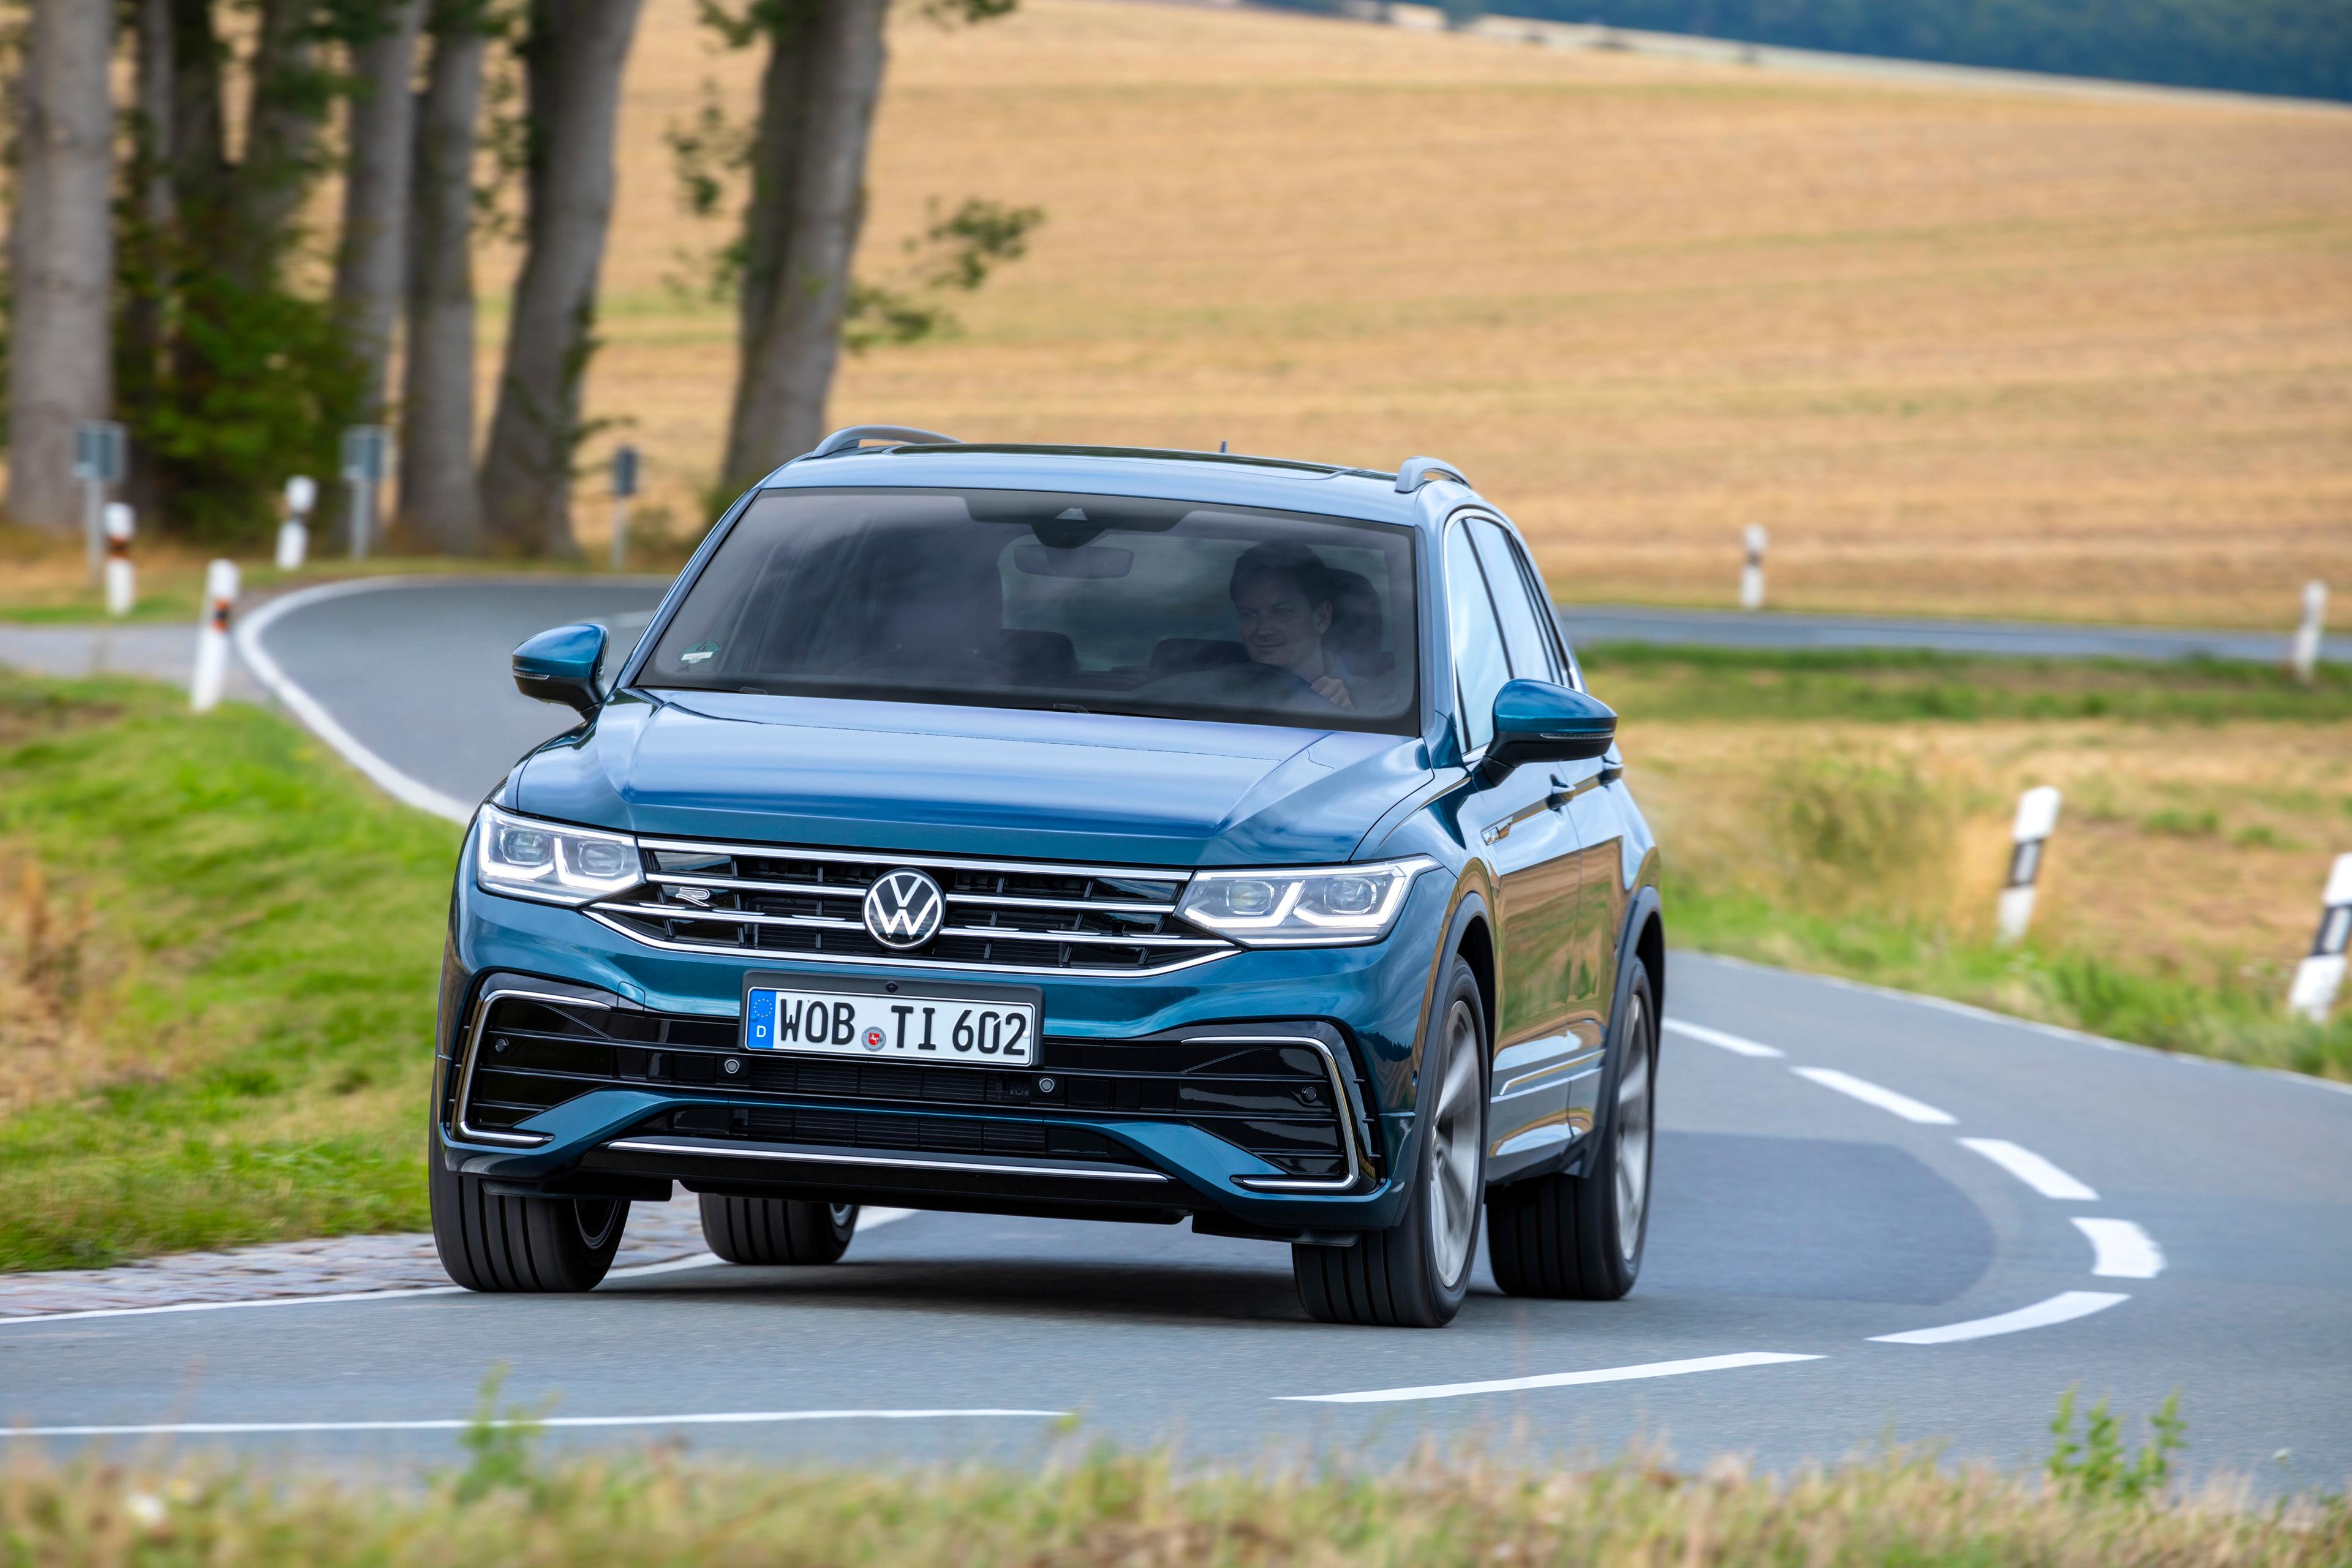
(4, 578, 2346, 1483)
(1560, 603, 2348, 666)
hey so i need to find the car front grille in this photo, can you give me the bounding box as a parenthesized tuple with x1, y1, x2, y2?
(454, 992, 1371, 1183)
(584, 838, 1236, 976)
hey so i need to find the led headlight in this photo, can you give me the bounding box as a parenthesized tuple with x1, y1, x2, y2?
(1177, 858, 1433, 946)
(475, 803, 644, 905)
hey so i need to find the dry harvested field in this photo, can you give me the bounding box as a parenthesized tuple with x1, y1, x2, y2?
(532, 0, 2352, 624)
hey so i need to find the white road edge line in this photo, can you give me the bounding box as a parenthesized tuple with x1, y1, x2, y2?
(231, 578, 478, 825)
(1958, 1137, 2099, 1200)
(1871, 1290, 2129, 1344)
(0, 1210, 921, 1329)
(2073, 1218, 2165, 1279)
(1789, 1067, 1957, 1125)
(4, 1409, 1068, 1439)
(1275, 1351, 1823, 1404)
(1662, 1019, 1784, 1058)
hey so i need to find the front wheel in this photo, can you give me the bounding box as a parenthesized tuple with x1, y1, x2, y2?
(699, 1195, 859, 1265)
(1293, 957, 1486, 1328)
(429, 1132, 628, 1292)
(1487, 957, 1657, 1300)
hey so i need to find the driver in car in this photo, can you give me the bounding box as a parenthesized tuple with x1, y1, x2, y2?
(1230, 542, 1354, 710)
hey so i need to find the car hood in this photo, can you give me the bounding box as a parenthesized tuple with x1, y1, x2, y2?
(510, 690, 1433, 867)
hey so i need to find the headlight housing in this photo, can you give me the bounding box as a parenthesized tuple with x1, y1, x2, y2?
(1177, 858, 1432, 946)
(475, 804, 644, 905)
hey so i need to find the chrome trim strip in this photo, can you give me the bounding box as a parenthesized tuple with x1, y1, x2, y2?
(594, 901, 1226, 949)
(944, 892, 1179, 914)
(1195, 1035, 1366, 1193)
(582, 909, 1236, 977)
(644, 875, 1177, 917)
(638, 836, 1191, 887)
(1497, 1049, 1602, 1099)
(603, 1137, 1174, 1183)
(453, 986, 617, 1148)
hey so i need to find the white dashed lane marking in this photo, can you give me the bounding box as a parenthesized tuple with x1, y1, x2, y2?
(2074, 1218, 2165, 1278)
(1870, 1290, 2129, 1344)
(1959, 1138, 2098, 1200)
(1789, 1067, 1958, 1125)
(3, 1409, 1066, 1439)
(1276, 1352, 1823, 1404)
(1662, 1019, 1785, 1058)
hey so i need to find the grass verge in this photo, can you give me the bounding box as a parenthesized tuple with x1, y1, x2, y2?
(1593, 646, 2352, 1080)
(2, 1429, 2341, 1567)
(0, 671, 454, 1270)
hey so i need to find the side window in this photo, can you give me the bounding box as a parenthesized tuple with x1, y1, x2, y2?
(1444, 523, 1510, 754)
(1468, 519, 1561, 684)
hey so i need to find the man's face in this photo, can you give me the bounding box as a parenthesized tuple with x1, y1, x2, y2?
(1234, 573, 1332, 671)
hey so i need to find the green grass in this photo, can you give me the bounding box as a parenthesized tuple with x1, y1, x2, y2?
(1581, 643, 2352, 725)
(2, 1419, 2340, 1567)
(1665, 881, 2352, 1080)
(0, 673, 456, 1270)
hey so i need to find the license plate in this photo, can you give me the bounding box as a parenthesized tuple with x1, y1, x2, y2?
(742, 982, 1038, 1066)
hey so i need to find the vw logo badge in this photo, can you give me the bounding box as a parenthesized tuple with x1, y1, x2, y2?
(862, 867, 945, 949)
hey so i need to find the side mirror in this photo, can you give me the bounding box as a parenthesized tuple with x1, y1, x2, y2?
(512, 622, 609, 718)
(1488, 679, 1616, 772)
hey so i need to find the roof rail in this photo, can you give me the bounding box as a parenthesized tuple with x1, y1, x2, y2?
(803, 424, 960, 459)
(1394, 456, 1470, 494)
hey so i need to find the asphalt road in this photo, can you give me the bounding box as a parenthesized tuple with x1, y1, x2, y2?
(5, 578, 2347, 1483)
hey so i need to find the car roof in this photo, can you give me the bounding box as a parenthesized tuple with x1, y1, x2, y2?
(755, 442, 1474, 531)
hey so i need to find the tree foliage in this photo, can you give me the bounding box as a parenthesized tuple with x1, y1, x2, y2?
(1523, 0, 2349, 102)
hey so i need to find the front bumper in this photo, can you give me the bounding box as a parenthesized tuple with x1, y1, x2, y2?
(434, 848, 1454, 1235)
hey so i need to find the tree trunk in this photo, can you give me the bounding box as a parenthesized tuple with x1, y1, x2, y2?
(398, 9, 490, 551)
(224, 0, 330, 288)
(119, 0, 178, 518)
(718, 0, 890, 496)
(5, 0, 115, 533)
(478, 0, 644, 556)
(334, 0, 428, 420)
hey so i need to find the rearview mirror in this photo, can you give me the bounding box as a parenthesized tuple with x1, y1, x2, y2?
(512, 622, 609, 718)
(1487, 679, 1616, 772)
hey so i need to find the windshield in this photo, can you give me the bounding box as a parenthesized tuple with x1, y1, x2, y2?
(639, 487, 1419, 733)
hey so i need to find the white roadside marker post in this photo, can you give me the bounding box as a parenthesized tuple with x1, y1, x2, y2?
(609, 445, 640, 571)
(190, 559, 238, 714)
(277, 475, 317, 570)
(2286, 853, 2352, 1024)
(103, 503, 136, 617)
(2289, 579, 2327, 686)
(73, 420, 127, 587)
(1995, 785, 2063, 946)
(1739, 524, 1767, 611)
(340, 426, 390, 561)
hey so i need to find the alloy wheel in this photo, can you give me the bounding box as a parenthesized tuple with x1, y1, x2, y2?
(1426, 998, 1483, 1287)
(575, 1199, 622, 1251)
(1613, 993, 1654, 1262)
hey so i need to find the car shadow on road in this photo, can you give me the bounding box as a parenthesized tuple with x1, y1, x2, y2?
(616, 1256, 1316, 1327)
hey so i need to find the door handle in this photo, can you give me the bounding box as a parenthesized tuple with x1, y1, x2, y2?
(1599, 761, 1624, 786)
(1547, 774, 1574, 810)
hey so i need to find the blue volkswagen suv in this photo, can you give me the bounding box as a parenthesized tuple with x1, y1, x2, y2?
(431, 430, 1664, 1327)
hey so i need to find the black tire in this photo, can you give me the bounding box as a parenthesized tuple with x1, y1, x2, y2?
(1293, 957, 1485, 1329)
(429, 1134, 628, 1292)
(1487, 957, 1658, 1300)
(698, 1194, 859, 1265)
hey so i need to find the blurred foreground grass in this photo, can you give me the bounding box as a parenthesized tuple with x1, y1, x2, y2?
(0, 673, 453, 1270)
(4, 1425, 2342, 1567)
(1593, 646, 2352, 1080)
